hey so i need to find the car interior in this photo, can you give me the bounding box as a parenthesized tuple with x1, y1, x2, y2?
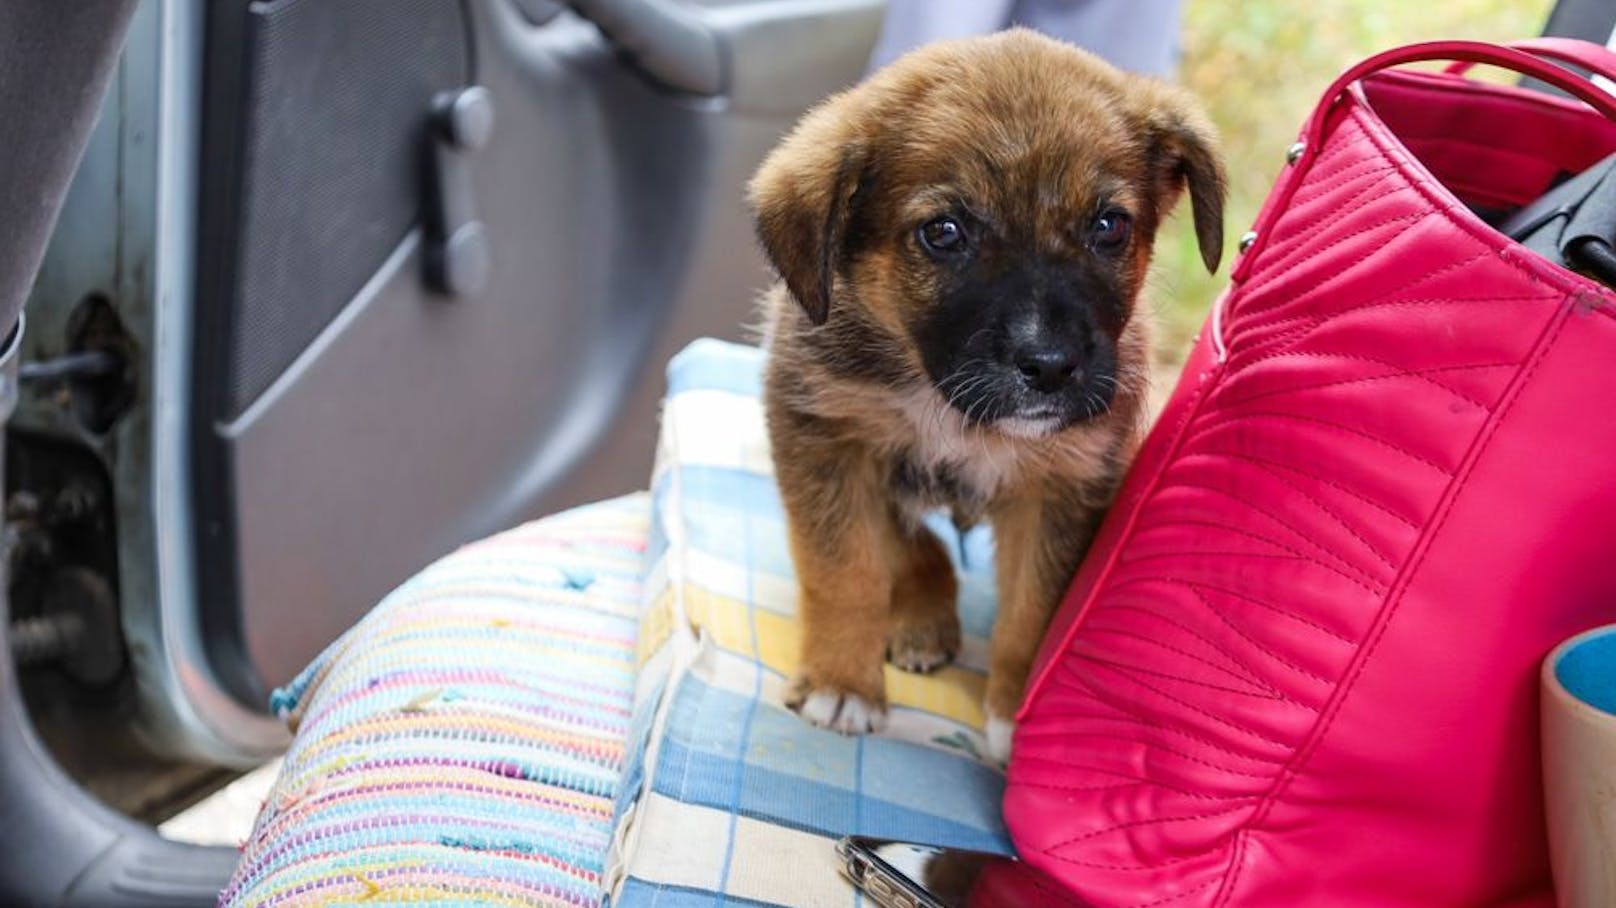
(2, 0, 1615, 905)
(4, 0, 882, 903)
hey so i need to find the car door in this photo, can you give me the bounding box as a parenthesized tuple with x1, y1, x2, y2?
(17, 0, 885, 772)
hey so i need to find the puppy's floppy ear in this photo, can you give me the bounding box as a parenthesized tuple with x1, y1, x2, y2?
(748, 97, 868, 325)
(1136, 85, 1228, 274)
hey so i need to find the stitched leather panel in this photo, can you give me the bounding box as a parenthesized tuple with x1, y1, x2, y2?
(1004, 89, 1599, 908)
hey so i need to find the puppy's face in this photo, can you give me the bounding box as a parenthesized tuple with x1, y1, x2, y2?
(751, 30, 1225, 436)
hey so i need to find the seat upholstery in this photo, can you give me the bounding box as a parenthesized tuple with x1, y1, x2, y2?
(222, 494, 649, 906)
(225, 339, 1010, 907)
(609, 339, 1009, 905)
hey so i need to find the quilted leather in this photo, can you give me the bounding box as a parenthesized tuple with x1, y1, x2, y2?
(1004, 41, 1616, 907)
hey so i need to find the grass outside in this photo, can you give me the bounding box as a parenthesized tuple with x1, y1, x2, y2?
(1149, 0, 1555, 362)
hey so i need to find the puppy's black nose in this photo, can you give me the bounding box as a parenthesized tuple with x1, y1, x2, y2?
(1014, 344, 1080, 393)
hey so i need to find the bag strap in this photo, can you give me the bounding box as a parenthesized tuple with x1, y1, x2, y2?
(1299, 40, 1616, 158)
(1442, 37, 1616, 83)
(1231, 40, 1616, 296)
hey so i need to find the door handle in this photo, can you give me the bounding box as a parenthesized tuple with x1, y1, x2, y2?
(423, 86, 495, 298)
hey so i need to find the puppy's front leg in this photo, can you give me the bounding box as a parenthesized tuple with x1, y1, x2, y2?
(985, 492, 1104, 763)
(886, 522, 960, 674)
(776, 443, 896, 734)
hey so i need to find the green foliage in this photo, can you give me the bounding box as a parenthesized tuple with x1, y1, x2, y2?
(1149, 0, 1553, 361)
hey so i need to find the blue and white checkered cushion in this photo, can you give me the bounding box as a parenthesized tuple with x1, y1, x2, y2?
(607, 339, 1010, 906)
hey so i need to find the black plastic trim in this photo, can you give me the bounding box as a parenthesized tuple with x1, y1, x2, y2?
(2, 315, 234, 906)
(0, 553, 237, 908)
(190, 0, 478, 706)
(190, 0, 265, 708)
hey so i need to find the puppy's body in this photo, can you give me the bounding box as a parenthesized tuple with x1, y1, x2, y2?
(763, 291, 1137, 753)
(750, 30, 1224, 761)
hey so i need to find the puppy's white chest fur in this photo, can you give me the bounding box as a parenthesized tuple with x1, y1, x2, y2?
(893, 385, 1023, 503)
(887, 382, 1120, 515)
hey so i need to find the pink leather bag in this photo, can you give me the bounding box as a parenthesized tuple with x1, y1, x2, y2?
(1003, 39, 1616, 907)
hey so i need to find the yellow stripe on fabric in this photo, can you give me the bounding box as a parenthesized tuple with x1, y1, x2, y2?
(364, 614, 637, 646)
(680, 586, 756, 659)
(354, 624, 635, 660)
(885, 665, 987, 729)
(375, 583, 641, 621)
(252, 783, 612, 853)
(321, 633, 634, 693)
(280, 767, 613, 820)
(244, 856, 596, 908)
(636, 588, 677, 667)
(750, 608, 798, 670)
(298, 712, 623, 765)
(675, 584, 988, 728)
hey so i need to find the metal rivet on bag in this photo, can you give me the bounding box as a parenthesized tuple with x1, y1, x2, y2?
(1238, 231, 1258, 254)
(1286, 141, 1306, 164)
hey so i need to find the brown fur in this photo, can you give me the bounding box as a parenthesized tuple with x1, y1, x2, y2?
(748, 30, 1225, 757)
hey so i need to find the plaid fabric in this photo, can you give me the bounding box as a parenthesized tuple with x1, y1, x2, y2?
(222, 338, 1007, 908)
(221, 494, 649, 907)
(607, 339, 1010, 907)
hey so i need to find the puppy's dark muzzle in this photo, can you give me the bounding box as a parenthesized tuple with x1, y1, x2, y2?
(1001, 330, 1118, 425)
(1012, 341, 1083, 394)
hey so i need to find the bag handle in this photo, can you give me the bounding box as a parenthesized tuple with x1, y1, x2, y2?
(1300, 40, 1616, 156)
(1231, 40, 1616, 298)
(1441, 37, 1616, 83)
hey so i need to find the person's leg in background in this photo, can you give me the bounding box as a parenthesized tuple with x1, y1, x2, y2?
(1014, 0, 1183, 75)
(868, 0, 1184, 76)
(867, 0, 1015, 71)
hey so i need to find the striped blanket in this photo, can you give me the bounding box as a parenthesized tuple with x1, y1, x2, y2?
(221, 496, 649, 906)
(223, 339, 1008, 907)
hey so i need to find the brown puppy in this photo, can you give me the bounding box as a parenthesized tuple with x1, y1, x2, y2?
(748, 29, 1225, 761)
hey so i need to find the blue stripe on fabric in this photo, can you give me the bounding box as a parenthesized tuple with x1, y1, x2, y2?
(853, 735, 866, 908)
(613, 671, 670, 830)
(651, 738, 1008, 853)
(666, 338, 766, 398)
(945, 522, 999, 640)
(664, 467, 1000, 636)
(715, 460, 767, 903)
(674, 468, 784, 522)
(237, 828, 606, 892)
(646, 509, 671, 571)
(619, 878, 787, 907)
(650, 677, 1009, 853)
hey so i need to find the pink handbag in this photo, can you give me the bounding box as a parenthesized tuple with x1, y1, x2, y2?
(1003, 39, 1616, 907)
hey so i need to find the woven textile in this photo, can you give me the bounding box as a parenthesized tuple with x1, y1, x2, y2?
(220, 494, 649, 907)
(223, 338, 1010, 907)
(607, 339, 1010, 906)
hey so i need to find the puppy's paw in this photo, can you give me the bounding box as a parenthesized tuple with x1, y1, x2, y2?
(985, 711, 1015, 765)
(785, 676, 888, 735)
(886, 611, 961, 674)
(801, 689, 887, 734)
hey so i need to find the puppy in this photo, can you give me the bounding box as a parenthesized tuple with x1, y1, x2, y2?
(748, 29, 1225, 762)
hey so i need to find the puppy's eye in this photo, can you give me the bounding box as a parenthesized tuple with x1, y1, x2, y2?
(918, 217, 967, 254)
(1089, 210, 1133, 254)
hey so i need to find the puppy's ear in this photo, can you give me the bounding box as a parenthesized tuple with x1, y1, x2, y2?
(1136, 86, 1228, 274)
(748, 99, 868, 325)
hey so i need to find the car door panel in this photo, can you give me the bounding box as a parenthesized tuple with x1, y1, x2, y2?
(177, 0, 883, 748)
